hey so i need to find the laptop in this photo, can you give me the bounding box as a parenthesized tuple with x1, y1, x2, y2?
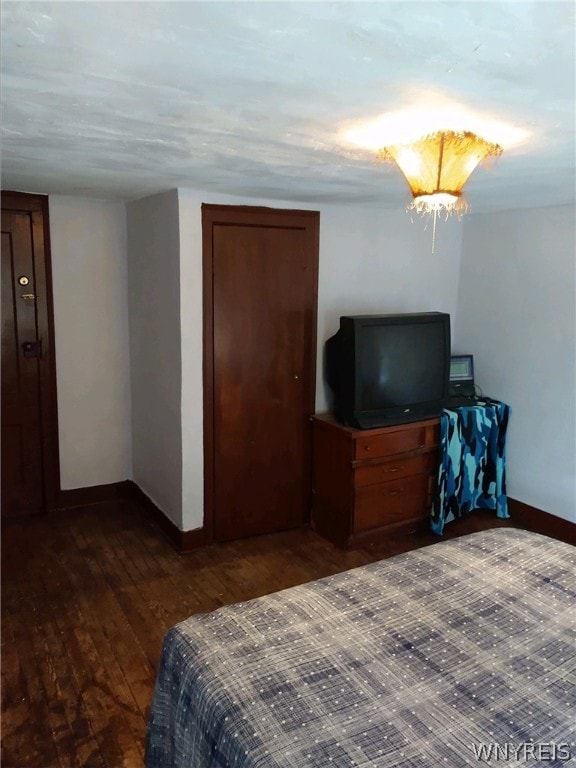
(448, 354, 475, 398)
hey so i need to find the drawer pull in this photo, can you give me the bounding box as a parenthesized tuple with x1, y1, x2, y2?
(384, 489, 402, 497)
(383, 467, 400, 473)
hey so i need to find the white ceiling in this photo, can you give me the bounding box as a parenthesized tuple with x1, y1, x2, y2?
(2, 1, 575, 213)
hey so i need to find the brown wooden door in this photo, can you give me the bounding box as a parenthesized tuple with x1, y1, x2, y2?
(203, 205, 319, 542)
(1, 193, 59, 516)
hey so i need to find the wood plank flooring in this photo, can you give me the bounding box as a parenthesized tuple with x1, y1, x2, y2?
(1, 500, 519, 768)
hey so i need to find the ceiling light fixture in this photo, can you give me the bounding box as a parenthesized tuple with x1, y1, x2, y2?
(377, 130, 503, 251)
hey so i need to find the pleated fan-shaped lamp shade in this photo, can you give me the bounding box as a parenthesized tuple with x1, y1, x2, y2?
(378, 130, 503, 215)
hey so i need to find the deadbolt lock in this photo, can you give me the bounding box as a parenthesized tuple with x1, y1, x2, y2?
(22, 340, 42, 359)
(18, 276, 30, 286)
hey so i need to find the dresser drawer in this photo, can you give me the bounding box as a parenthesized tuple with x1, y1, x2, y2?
(354, 452, 437, 488)
(354, 426, 428, 460)
(353, 474, 430, 532)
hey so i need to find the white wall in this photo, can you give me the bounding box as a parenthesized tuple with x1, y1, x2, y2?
(126, 190, 183, 527)
(49, 196, 131, 489)
(455, 204, 576, 522)
(316, 206, 463, 411)
(177, 190, 464, 529)
(177, 190, 204, 531)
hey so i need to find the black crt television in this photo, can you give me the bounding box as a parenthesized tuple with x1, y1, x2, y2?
(325, 312, 451, 429)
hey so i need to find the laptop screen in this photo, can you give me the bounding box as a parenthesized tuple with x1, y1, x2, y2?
(450, 355, 474, 382)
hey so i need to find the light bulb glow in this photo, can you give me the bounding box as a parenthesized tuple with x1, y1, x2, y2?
(412, 193, 460, 213)
(395, 148, 421, 176)
(342, 97, 528, 151)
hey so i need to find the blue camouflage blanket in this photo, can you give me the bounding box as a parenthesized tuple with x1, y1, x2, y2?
(431, 400, 511, 535)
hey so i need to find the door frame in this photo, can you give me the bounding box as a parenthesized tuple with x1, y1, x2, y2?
(2, 191, 60, 513)
(201, 203, 320, 543)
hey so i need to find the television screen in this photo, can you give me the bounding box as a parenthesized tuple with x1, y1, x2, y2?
(326, 312, 451, 429)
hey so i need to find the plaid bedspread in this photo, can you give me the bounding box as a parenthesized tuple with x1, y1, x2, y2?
(145, 529, 576, 767)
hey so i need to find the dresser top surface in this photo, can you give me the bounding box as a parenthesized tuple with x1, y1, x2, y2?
(311, 412, 439, 438)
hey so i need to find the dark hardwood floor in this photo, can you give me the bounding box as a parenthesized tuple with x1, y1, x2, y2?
(1, 500, 519, 768)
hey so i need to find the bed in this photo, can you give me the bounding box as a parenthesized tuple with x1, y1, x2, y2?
(145, 529, 575, 767)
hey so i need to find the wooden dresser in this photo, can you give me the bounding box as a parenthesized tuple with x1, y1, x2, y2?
(310, 413, 440, 549)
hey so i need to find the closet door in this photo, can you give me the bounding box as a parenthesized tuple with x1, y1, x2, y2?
(202, 205, 319, 541)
